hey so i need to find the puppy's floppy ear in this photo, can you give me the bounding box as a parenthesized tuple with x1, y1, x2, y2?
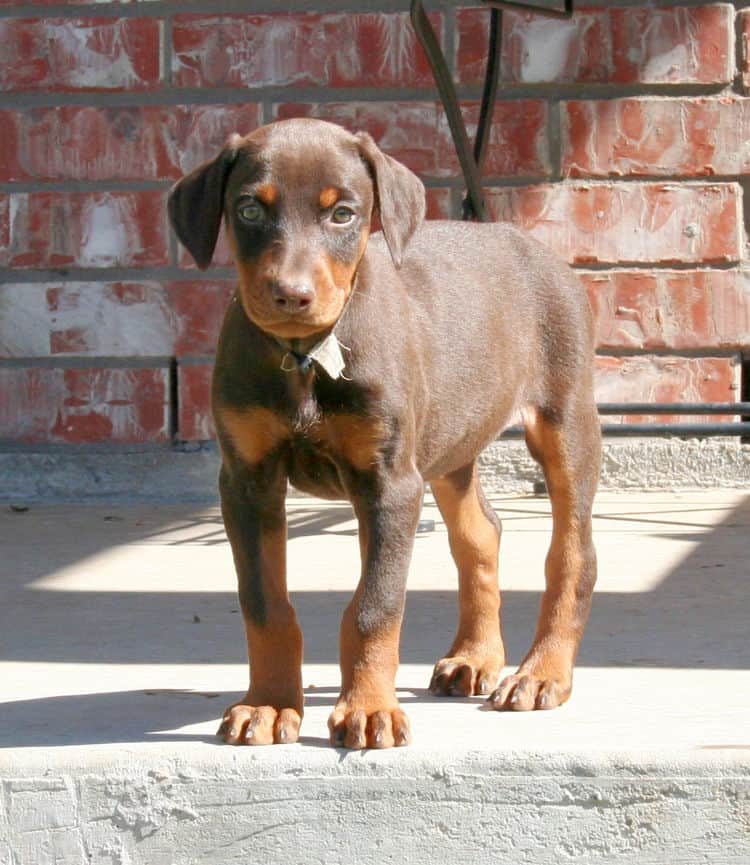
(167, 134, 242, 270)
(356, 131, 425, 268)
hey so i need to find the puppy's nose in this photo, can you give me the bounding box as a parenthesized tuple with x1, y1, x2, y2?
(271, 280, 315, 313)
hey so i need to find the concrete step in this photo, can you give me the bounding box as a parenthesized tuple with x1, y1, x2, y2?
(1, 492, 749, 864)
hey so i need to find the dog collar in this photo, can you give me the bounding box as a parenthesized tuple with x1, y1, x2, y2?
(276, 274, 357, 380)
(279, 332, 350, 380)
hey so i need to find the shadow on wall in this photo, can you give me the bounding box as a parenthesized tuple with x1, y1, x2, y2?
(0, 494, 748, 747)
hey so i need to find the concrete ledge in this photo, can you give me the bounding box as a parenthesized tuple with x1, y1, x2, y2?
(2, 742, 749, 865)
(2, 439, 749, 503)
(479, 437, 750, 493)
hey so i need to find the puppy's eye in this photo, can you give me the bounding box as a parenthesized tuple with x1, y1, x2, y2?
(237, 200, 265, 224)
(330, 206, 356, 225)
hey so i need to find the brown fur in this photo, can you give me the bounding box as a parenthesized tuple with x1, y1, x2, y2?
(168, 118, 601, 749)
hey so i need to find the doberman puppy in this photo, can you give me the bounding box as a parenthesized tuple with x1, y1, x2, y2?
(168, 118, 601, 750)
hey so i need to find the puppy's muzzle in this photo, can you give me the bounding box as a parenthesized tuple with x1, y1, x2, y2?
(270, 279, 315, 314)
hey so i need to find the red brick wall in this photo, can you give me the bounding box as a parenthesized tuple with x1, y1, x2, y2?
(0, 1, 747, 445)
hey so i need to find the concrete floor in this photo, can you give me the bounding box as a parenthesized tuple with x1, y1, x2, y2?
(1, 491, 749, 864)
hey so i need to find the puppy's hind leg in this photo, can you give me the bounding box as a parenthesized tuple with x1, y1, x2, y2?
(488, 396, 600, 711)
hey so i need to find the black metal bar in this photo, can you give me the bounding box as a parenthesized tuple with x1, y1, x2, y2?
(600, 423, 750, 437)
(481, 0, 573, 18)
(598, 403, 750, 416)
(462, 7, 502, 220)
(501, 422, 750, 439)
(412, 1, 573, 222)
(410, 0, 488, 221)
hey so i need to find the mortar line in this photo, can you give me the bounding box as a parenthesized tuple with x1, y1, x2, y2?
(0, 0, 734, 18)
(3, 175, 746, 194)
(0, 82, 732, 110)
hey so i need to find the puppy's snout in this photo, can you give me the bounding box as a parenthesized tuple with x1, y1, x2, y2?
(270, 280, 315, 314)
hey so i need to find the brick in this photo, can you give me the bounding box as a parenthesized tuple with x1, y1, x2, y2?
(457, 5, 733, 85)
(177, 362, 214, 441)
(610, 5, 733, 86)
(0, 104, 261, 182)
(0, 280, 237, 358)
(167, 281, 234, 356)
(8, 191, 168, 268)
(563, 98, 750, 178)
(486, 182, 742, 265)
(594, 355, 740, 424)
(274, 101, 551, 179)
(0, 18, 161, 91)
(424, 189, 453, 221)
(741, 11, 750, 92)
(172, 12, 441, 89)
(0, 366, 170, 444)
(0, 282, 175, 358)
(583, 269, 750, 351)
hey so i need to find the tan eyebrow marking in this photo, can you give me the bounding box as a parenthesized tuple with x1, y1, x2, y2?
(255, 184, 279, 206)
(319, 187, 339, 209)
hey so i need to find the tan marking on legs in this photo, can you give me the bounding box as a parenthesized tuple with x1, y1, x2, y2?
(490, 405, 599, 711)
(219, 521, 304, 745)
(219, 406, 288, 466)
(430, 464, 504, 696)
(329, 598, 407, 749)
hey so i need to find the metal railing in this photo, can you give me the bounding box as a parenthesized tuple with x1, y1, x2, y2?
(411, 1, 748, 442)
(499, 404, 750, 438)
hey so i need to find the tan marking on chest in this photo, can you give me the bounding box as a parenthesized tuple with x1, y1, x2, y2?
(323, 414, 387, 472)
(220, 406, 289, 466)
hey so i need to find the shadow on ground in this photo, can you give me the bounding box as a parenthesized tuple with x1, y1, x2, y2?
(1, 495, 748, 748)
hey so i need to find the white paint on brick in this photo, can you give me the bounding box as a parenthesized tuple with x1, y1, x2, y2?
(0, 368, 64, 439)
(0, 286, 50, 356)
(46, 21, 141, 90)
(376, 15, 417, 84)
(517, 18, 579, 83)
(7, 193, 27, 257)
(80, 200, 130, 267)
(643, 43, 689, 81)
(0, 284, 175, 357)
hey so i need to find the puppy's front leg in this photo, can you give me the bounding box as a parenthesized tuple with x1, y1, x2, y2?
(329, 472, 424, 749)
(217, 463, 304, 745)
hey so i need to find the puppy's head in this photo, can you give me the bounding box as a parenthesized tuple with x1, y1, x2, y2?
(168, 118, 425, 340)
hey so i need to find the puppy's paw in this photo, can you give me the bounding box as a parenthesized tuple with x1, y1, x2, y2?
(487, 670, 571, 712)
(429, 654, 502, 697)
(328, 702, 411, 750)
(217, 703, 302, 745)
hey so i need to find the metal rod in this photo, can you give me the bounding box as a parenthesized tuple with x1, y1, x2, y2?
(600, 423, 750, 437)
(597, 403, 750, 416)
(410, 0, 487, 221)
(481, 0, 573, 18)
(462, 7, 502, 220)
(501, 422, 750, 439)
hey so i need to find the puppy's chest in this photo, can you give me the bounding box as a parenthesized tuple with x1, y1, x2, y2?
(221, 381, 387, 475)
(297, 388, 392, 474)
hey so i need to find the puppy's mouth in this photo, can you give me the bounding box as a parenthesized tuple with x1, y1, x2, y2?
(239, 290, 348, 340)
(234, 255, 358, 340)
